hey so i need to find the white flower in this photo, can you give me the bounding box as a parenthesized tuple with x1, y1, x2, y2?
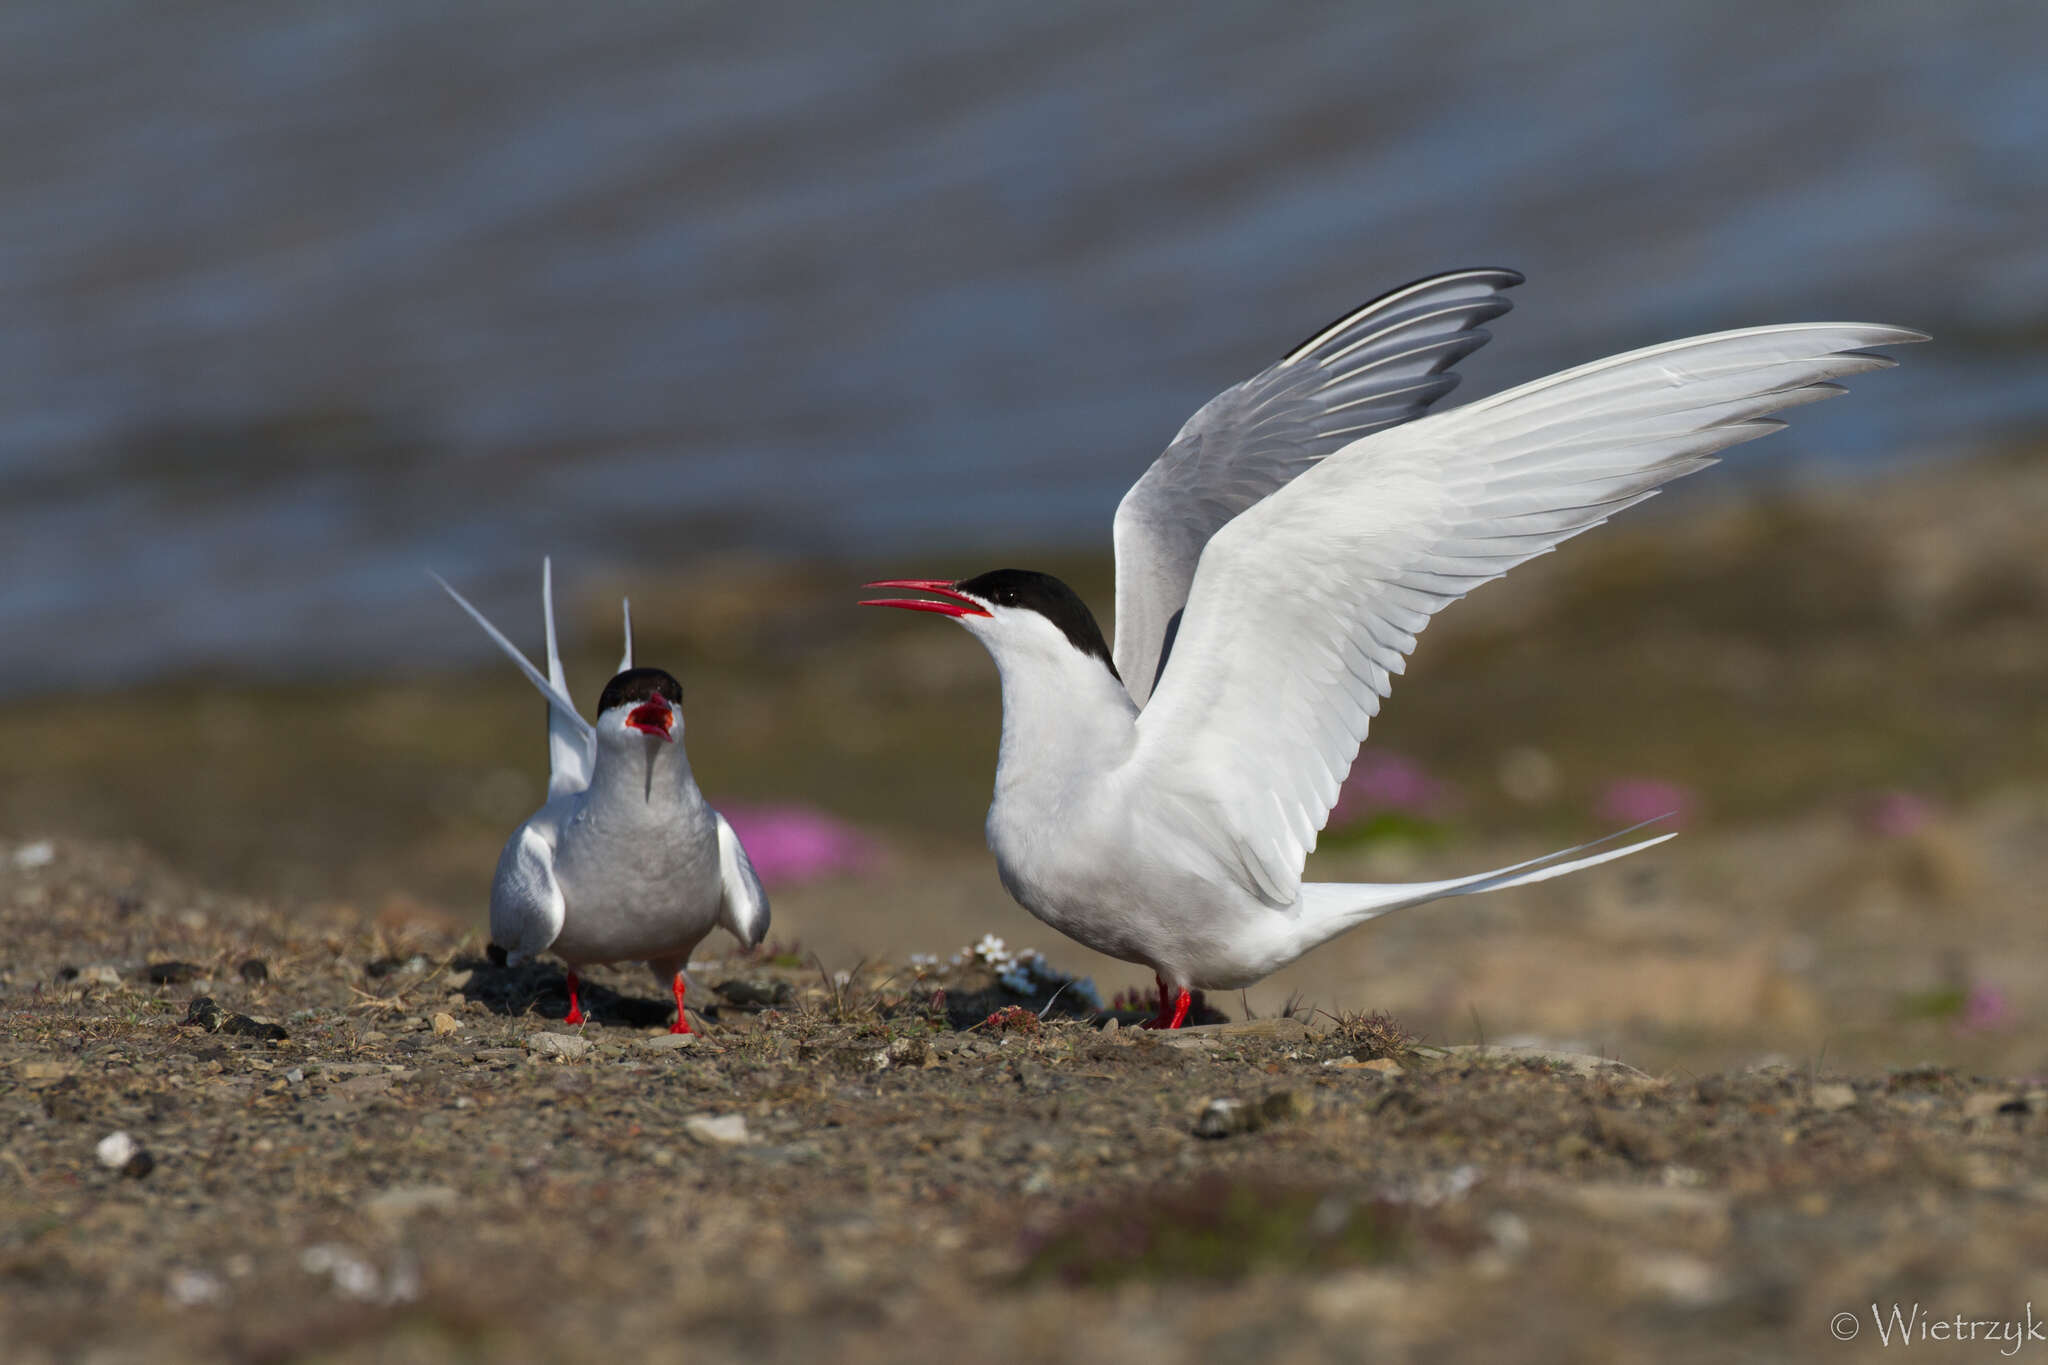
(972, 934, 1008, 964)
(908, 952, 939, 971)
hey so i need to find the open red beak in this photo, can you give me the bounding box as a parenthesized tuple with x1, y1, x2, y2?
(859, 579, 990, 618)
(625, 698, 675, 741)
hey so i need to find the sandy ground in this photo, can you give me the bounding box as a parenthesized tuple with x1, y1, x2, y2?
(4, 457, 2047, 1361)
(5, 821, 2048, 1364)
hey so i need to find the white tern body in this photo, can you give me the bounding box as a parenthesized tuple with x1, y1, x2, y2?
(866, 269, 1921, 1020)
(438, 561, 768, 1026)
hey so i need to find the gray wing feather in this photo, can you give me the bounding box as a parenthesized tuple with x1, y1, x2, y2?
(1112, 268, 1522, 704)
(489, 818, 566, 964)
(713, 812, 770, 948)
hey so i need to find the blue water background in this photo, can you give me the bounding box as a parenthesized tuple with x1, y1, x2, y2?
(2, 2, 2043, 693)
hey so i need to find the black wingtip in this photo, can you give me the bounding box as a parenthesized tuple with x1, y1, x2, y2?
(1282, 266, 1527, 365)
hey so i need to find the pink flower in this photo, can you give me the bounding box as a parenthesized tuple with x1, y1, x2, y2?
(1594, 778, 1696, 828)
(717, 804, 879, 887)
(1954, 983, 2014, 1035)
(1861, 790, 1935, 839)
(1331, 752, 1452, 824)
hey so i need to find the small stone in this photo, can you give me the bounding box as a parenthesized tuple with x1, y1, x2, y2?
(167, 1267, 226, 1307)
(1963, 1092, 2021, 1121)
(714, 978, 793, 1009)
(182, 997, 226, 1031)
(285, 1068, 305, 1084)
(635, 1033, 699, 1052)
(1442, 1044, 1657, 1081)
(884, 1035, 935, 1070)
(1256, 1089, 1316, 1124)
(1194, 1098, 1251, 1139)
(1619, 1252, 1727, 1309)
(223, 1013, 289, 1041)
(683, 1114, 750, 1146)
(11, 839, 55, 868)
(1554, 1133, 1593, 1160)
(238, 959, 270, 983)
(79, 964, 122, 988)
(431, 1013, 459, 1037)
(1099, 1017, 1120, 1033)
(1213, 1017, 1312, 1042)
(526, 1032, 592, 1059)
(1160, 1031, 1219, 1050)
(1565, 1183, 1732, 1245)
(443, 969, 473, 991)
(1809, 1083, 1858, 1113)
(1594, 1111, 1674, 1164)
(1193, 1088, 1315, 1138)
(300, 1244, 382, 1301)
(1325, 1055, 1406, 1074)
(363, 1184, 458, 1230)
(147, 961, 206, 985)
(96, 1131, 139, 1168)
(122, 1150, 156, 1179)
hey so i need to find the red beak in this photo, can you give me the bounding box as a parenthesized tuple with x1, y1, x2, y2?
(859, 579, 990, 618)
(625, 698, 675, 741)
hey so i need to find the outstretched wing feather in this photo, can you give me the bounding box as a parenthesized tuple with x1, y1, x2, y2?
(1128, 323, 1925, 906)
(1111, 268, 1525, 705)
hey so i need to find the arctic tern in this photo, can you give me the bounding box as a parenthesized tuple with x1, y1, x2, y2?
(864, 268, 1921, 1027)
(436, 560, 768, 1032)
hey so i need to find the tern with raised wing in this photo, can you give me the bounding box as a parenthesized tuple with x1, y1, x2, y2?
(864, 268, 1922, 1027)
(437, 560, 768, 1032)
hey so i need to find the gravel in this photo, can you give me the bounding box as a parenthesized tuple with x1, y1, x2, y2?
(5, 836, 2048, 1364)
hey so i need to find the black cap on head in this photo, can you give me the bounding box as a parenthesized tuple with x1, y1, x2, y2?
(597, 667, 683, 714)
(955, 568, 1117, 678)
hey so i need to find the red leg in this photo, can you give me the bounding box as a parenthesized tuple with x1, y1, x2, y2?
(669, 971, 692, 1035)
(563, 969, 585, 1026)
(1163, 986, 1192, 1029)
(1139, 973, 1193, 1030)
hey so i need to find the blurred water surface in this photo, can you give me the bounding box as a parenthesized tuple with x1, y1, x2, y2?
(3, 1, 2043, 694)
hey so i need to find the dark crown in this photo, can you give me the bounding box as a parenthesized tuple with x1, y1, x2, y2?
(597, 667, 683, 713)
(955, 569, 1117, 677)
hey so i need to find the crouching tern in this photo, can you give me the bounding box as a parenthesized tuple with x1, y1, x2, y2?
(865, 268, 1921, 1028)
(435, 560, 768, 1032)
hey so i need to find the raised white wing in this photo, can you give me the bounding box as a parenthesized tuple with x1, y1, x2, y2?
(1127, 322, 1926, 905)
(1112, 268, 1523, 704)
(433, 558, 596, 799)
(618, 598, 634, 673)
(712, 812, 770, 948)
(489, 819, 567, 964)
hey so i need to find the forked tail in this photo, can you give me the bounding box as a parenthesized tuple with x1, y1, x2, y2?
(1296, 818, 1676, 947)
